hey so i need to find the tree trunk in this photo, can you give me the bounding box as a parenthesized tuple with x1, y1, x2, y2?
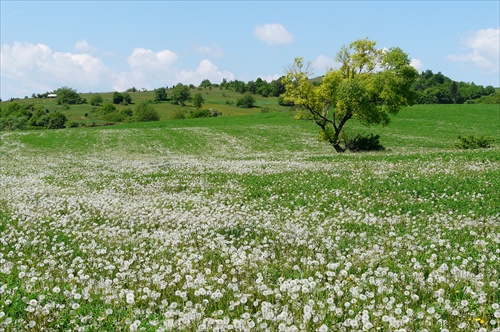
(330, 113, 352, 153)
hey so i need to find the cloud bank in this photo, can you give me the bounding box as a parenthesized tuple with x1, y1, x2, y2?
(0, 41, 235, 98)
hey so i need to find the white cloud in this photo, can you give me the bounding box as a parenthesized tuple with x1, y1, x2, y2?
(127, 48, 178, 70)
(410, 58, 424, 71)
(74, 39, 97, 54)
(176, 59, 234, 86)
(0, 42, 234, 98)
(312, 55, 338, 75)
(254, 23, 294, 46)
(448, 28, 500, 74)
(113, 48, 178, 91)
(1, 41, 111, 96)
(194, 43, 224, 57)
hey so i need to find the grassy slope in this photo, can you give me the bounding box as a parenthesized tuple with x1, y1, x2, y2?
(0, 88, 290, 125)
(2, 103, 498, 155)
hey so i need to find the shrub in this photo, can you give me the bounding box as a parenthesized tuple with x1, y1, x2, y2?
(236, 94, 255, 108)
(90, 94, 103, 106)
(173, 110, 186, 119)
(189, 108, 221, 118)
(134, 103, 160, 122)
(345, 133, 385, 152)
(46, 112, 67, 129)
(455, 135, 492, 149)
(100, 103, 116, 116)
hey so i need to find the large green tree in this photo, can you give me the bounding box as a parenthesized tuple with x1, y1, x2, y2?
(55, 87, 85, 105)
(192, 93, 205, 109)
(171, 83, 191, 106)
(282, 38, 418, 152)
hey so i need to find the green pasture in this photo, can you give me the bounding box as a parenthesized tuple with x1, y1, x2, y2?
(0, 102, 499, 331)
(4, 103, 498, 154)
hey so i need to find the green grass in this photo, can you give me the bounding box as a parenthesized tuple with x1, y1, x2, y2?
(0, 104, 499, 331)
(4, 103, 498, 155)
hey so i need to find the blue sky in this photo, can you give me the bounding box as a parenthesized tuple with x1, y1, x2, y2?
(1, 1, 499, 99)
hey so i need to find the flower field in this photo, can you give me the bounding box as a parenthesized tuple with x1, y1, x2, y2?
(1, 111, 499, 331)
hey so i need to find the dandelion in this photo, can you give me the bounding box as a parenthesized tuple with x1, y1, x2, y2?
(126, 293, 135, 305)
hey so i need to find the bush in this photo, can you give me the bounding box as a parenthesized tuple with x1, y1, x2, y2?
(334, 132, 385, 152)
(189, 108, 221, 118)
(455, 135, 492, 149)
(236, 94, 255, 108)
(46, 112, 67, 129)
(173, 110, 186, 119)
(100, 103, 116, 116)
(134, 103, 160, 122)
(90, 94, 103, 106)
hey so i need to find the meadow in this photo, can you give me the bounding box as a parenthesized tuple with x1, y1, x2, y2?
(0, 105, 499, 331)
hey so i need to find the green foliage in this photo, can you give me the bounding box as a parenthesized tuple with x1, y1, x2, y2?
(236, 93, 256, 108)
(173, 109, 187, 119)
(199, 79, 213, 89)
(193, 92, 205, 109)
(46, 111, 68, 129)
(467, 91, 500, 104)
(55, 86, 85, 105)
(189, 108, 221, 118)
(99, 103, 116, 116)
(133, 102, 160, 122)
(283, 38, 418, 152)
(171, 83, 191, 105)
(344, 132, 385, 152)
(277, 96, 294, 107)
(455, 135, 492, 149)
(112, 92, 132, 105)
(154, 87, 168, 101)
(90, 94, 103, 106)
(28, 106, 50, 127)
(412, 70, 494, 104)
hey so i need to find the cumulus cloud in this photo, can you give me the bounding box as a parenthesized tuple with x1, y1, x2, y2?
(113, 48, 178, 91)
(176, 59, 234, 86)
(447, 28, 499, 74)
(0, 42, 234, 98)
(254, 23, 294, 46)
(1, 41, 111, 96)
(194, 43, 224, 57)
(410, 58, 424, 71)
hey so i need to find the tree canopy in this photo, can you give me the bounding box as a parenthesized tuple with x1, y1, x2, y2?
(55, 87, 85, 105)
(171, 84, 191, 106)
(282, 38, 418, 152)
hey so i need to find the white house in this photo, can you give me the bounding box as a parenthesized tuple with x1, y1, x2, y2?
(48, 94, 57, 98)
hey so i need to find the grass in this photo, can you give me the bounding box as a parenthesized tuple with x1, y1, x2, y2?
(0, 105, 499, 331)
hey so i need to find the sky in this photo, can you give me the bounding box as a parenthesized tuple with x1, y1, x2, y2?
(1, 1, 499, 100)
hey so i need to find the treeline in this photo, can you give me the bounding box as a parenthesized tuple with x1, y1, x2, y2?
(412, 70, 497, 104)
(0, 103, 69, 131)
